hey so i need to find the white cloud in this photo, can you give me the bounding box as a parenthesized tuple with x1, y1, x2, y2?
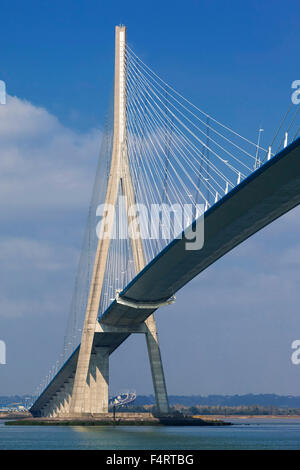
(0, 296, 63, 319)
(0, 95, 59, 141)
(0, 95, 101, 212)
(0, 96, 101, 320)
(0, 237, 78, 272)
(0, 237, 80, 318)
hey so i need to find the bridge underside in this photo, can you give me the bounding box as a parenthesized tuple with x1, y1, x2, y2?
(101, 137, 300, 325)
(31, 138, 300, 417)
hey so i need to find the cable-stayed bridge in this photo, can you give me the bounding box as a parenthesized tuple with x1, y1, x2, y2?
(31, 26, 300, 417)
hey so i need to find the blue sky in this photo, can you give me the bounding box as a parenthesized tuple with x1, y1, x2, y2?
(0, 0, 300, 396)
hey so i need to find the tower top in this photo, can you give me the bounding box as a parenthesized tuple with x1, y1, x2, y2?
(116, 24, 126, 31)
(114, 24, 127, 148)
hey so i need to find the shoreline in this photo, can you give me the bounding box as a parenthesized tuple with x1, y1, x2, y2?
(4, 413, 230, 427)
(4, 413, 300, 426)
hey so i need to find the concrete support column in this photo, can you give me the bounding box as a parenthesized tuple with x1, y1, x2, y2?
(64, 378, 74, 414)
(94, 347, 109, 413)
(48, 402, 54, 418)
(49, 400, 56, 418)
(145, 314, 169, 414)
(46, 404, 51, 417)
(50, 395, 59, 417)
(42, 403, 50, 417)
(59, 381, 71, 415)
(53, 390, 64, 416)
(54, 390, 63, 416)
(61, 386, 69, 414)
(81, 354, 97, 414)
(89, 352, 97, 414)
(82, 364, 91, 414)
(58, 389, 66, 415)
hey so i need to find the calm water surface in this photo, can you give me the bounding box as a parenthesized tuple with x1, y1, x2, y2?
(1, 419, 300, 450)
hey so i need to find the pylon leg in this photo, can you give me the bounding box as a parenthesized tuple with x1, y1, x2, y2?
(145, 314, 169, 414)
(83, 360, 91, 414)
(95, 347, 109, 413)
(87, 347, 109, 414)
(89, 352, 97, 414)
(70, 27, 123, 414)
(69, 25, 169, 417)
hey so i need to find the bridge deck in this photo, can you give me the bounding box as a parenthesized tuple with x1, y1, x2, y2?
(101, 137, 300, 326)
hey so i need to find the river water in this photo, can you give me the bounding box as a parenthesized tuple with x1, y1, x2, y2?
(1, 419, 300, 450)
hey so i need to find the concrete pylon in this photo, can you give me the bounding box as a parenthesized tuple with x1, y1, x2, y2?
(94, 347, 110, 413)
(70, 25, 169, 416)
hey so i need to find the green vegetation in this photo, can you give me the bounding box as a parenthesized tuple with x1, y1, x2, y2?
(178, 405, 300, 416)
(115, 404, 300, 416)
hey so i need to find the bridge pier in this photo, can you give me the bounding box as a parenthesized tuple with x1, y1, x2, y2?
(64, 379, 74, 414)
(56, 390, 65, 415)
(145, 315, 169, 414)
(88, 352, 97, 413)
(81, 349, 109, 414)
(60, 380, 72, 415)
(50, 395, 59, 417)
(94, 347, 110, 413)
(41, 404, 50, 417)
(70, 347, 110, 416)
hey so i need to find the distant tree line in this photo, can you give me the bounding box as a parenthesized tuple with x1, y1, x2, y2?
(3, 394, 300, 413)
(133, 394, 300, 408)
(0, 395, 34, 406)
(183, 405, 300, 416)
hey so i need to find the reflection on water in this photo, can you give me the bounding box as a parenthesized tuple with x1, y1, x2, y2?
(1, 419, 300, 450)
